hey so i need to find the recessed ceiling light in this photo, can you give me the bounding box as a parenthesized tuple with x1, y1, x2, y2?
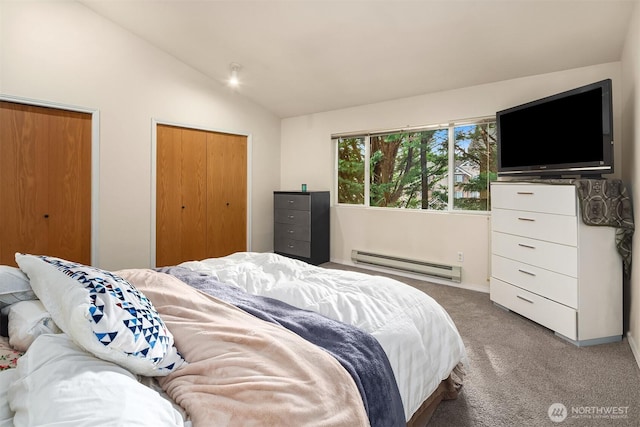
(228, 63, 241, 88)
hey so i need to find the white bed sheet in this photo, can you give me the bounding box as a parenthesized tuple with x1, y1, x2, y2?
(180, 252, 467, 421)
(8, 334, 186, 427)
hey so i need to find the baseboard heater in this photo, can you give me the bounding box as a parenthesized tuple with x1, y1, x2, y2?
(351, 250, 462, 283)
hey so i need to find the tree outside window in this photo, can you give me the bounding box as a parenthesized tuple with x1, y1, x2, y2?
(370, 129, 448, 210)
(337, 137, 365, 204)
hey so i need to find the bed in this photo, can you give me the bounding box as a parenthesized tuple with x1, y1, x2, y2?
(0, 251, 467, 427)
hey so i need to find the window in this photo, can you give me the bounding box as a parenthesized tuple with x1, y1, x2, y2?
(370, 128, 449, 209)
(337, 137, 365, 204)
(335, 118, 497, 211)
(453, 122, 497, 211)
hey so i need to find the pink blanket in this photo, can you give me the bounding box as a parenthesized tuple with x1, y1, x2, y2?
(119, 269, 369, 427)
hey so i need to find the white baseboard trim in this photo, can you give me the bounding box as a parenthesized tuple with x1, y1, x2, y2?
(628, 332, 640, 370)
(329, 257, 489, 294)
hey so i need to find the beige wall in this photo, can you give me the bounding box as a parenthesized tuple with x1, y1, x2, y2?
(621, 1, 640, 367)
(281, 62, 623, 292)
(0, 1, 281, 270)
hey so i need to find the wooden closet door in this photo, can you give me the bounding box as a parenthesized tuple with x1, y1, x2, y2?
(0, 102, 91, 266)
(156, 125, 247, 266)
(156, 125, 208, 267)
(206, 132, 247, 257)
(179, 128, 208, 262)
(0, 102, 50, 265)
(156, 125, 184, 267)
(47, 108, 92, 264)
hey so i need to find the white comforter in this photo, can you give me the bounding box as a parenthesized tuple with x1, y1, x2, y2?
(180, 252, 467, 421)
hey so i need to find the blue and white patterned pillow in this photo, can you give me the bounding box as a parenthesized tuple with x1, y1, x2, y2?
(15, 254, 185, 376)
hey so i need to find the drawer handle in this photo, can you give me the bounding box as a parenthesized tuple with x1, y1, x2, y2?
(516, 191, 534, 195)
(288, 215, 295, 219)
(288, 200, 295, 204)
(518, 269, 536, 276)
(518, 243, 536, 249)
(288, 230, 294, 234)
(288, 244, 295, 248)
(516, 295, 534, 304)
(517, 217, 535, 222)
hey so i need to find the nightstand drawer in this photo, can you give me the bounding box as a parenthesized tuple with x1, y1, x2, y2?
(492, 208, 577, 246)
(492, 255, 578, 308)
(274, 237, 311, 258)
(274, 194, 311, 211)
(491, 277, 577, 340)
(275, 222, 311, 242)
(491, 183, 576, 215)
(274, 209, 311, 225)
(491, 232, 577, 276)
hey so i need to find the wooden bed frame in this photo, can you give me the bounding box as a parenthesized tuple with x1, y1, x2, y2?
(407, 363, 464, 426)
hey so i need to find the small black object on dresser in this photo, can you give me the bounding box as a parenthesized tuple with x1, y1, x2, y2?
(273, 191, 330, 265)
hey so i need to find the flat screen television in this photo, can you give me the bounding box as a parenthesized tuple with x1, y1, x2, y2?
(496, 79, 613, 177)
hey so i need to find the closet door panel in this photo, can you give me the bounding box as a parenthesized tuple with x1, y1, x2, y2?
(156, 125, 183, 267)
(206, 132, 247, 257)
(0, 103, 50, 265)
(180, 129, 208, 263)
(47, 108, 92, 264)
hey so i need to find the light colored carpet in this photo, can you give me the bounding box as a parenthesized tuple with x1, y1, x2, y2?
(323, 263, 640, 427)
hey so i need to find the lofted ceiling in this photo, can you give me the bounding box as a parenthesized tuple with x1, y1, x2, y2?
(81, 0, 637, 118)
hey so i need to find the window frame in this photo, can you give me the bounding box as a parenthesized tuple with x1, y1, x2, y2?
(334, 116, 496, 213)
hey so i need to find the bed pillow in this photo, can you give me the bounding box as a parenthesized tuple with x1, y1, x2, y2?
(14, 254, 185, 376)
(8, 300, 61, 352)
(8, 333, 185, 427)
(0, 266, 37, 310)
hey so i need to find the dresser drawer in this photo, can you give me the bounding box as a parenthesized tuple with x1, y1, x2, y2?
(274, 222, 311, 242)
(491, 232, 577, 276)
(274, 194, 311, 211)
(492, 255, 578, 308)
(491, 183, 576, 215)
(274, 236, 311, 258)
(274, 209, 311, 225)
(490, 277, 577, 340)
(491, 208, 577, 246)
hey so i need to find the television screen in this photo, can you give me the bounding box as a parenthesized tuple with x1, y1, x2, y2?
(497, 79, 613, 177)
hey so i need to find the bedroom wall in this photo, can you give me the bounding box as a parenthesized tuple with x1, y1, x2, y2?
(281, 62, 623, 292)
(0, 1, 281, 270)
(621, 1, 640, 367)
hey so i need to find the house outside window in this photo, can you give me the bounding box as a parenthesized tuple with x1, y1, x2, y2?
(336, 118, 497, 211)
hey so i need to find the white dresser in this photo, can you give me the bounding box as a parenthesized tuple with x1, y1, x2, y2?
(490, 181, 622, 346)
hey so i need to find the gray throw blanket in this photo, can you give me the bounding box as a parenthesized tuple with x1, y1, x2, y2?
(157, 266, 406, 427)
(574, 179, 634, 278)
